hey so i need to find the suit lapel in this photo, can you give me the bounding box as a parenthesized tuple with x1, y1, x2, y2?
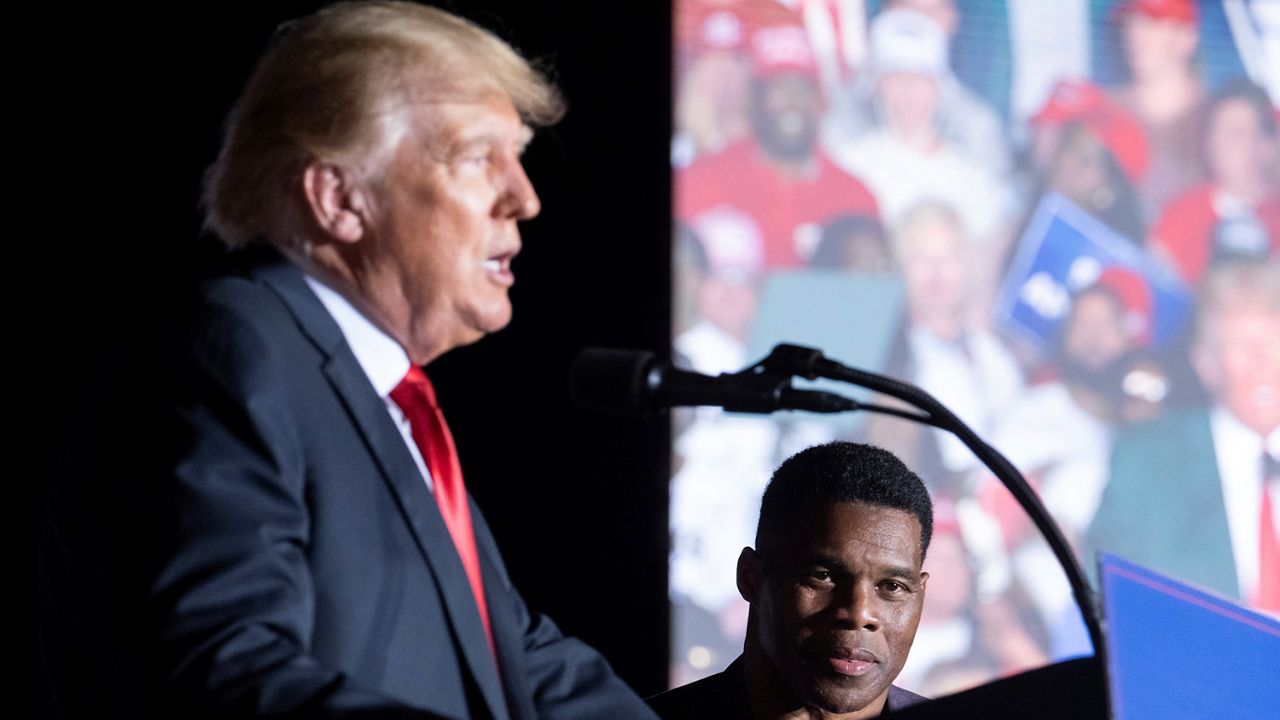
(472, 505, 537, 720)
(251, 255, 512, 720)
(1184, 412, 1242, 598)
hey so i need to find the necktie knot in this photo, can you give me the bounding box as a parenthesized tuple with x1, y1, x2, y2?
(391, 365, 439, 413)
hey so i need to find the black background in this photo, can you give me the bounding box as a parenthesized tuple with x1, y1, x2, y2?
(37, 0, 674, 697)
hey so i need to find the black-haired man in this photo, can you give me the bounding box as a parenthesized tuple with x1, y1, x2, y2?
(652, 442, 933, 719)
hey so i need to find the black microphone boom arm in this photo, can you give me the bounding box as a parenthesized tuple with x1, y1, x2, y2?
(570, 343, 1106, 668)
(569, 347, 861, 415)
(762, 343, 1107, 663)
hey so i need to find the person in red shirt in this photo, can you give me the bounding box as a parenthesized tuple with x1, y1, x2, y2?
(1151, 80, 1280, 286)
(1026, 78, 1149, 243)
(678, 20, 879, 269)
(1109, 0, 1211, 221)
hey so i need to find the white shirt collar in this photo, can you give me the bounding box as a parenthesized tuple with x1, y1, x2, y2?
(303, 274, 411, 396)
(1209, 405, 1280, 601)
(1212, 405, 1280, 460)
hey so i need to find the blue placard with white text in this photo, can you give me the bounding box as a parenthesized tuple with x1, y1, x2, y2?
(995, 193, 1193, 352)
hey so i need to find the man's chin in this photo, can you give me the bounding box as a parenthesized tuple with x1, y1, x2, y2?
(464, 296, 514, 334)
(801, 676, 888, 716)
(409, 305, 512, 361)
(481, 304, 514, 335)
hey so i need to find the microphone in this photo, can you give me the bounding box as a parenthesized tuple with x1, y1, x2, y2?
(571, 342, 1109, 657)
(569, 347, 858, 416)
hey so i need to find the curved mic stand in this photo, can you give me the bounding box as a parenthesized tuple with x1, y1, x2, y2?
(754, 343, 1107, 662)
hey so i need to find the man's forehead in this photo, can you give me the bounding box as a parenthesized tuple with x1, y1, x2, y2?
(400, 97, 533, 147)
(831, 503, 920, 544)
(791, 502, 922, 560)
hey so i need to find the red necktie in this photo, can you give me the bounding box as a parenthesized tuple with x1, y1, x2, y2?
(391, 367, 496, 658)
(1258, 453, 1279, 613)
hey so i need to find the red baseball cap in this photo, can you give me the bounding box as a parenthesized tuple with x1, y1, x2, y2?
(1114, 0, 1198, 26)
(1095, 266, 1153, 346)
(679, 8, 746, 54)
(1032, 79, 1150, 183)
(749, 23, 818, 77)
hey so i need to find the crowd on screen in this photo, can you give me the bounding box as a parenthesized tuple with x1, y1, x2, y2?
(669, 0, 1279, 695)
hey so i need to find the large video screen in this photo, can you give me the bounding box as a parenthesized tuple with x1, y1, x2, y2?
(670, 0, 1279, 695)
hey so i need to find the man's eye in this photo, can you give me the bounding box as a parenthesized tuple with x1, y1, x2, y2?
(879, 580, 907, 594)
(809, 570, 832, 582)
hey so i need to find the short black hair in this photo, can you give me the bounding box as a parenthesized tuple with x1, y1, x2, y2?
(755, 442, 934, 560)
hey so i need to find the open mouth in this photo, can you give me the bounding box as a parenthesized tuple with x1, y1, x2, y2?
(482, 256, 512, 272)
(483, 250, 519, 286)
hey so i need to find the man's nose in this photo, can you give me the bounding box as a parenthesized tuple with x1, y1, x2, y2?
(496, 157, 541, 220)
(833, 581, 881, 632)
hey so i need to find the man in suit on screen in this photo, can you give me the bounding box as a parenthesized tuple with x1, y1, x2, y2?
(39, 2, 660, 718)
(1087, 260, 1280, 614)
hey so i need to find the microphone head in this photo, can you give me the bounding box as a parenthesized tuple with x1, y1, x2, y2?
(569, 348, 659, 416)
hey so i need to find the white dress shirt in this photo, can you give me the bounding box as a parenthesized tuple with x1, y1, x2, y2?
(304, 274, 433, 490)
(670, 320, 780, 609)
(829, 128, 1012, 247)
(1209, 406, 1280, 601)
(908, 327, 1025, 473)
(993, 381, 1112, 537)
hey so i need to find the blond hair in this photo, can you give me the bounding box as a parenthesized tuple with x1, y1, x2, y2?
(203, 1, 564, 247)
(891, 201, 970, 259)
(1194, 260, 1280, 346)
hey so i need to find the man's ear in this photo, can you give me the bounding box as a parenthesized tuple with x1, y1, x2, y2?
(737, 547, 762, 604)
(302, 161, 369, 244)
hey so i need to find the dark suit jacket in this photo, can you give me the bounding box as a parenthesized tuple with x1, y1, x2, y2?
(648, 656, 928, 719)
(40, 252, 657, 720)
(1085, 409, 1239, 599)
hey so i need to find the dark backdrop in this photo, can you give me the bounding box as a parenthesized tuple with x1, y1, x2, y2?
(38, 0, 673, 698)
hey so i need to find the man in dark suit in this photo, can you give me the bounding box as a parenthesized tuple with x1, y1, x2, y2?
(1087, 260, 1280, 613)
(39, 2, 659, 718)
(651, 442, 932, 719)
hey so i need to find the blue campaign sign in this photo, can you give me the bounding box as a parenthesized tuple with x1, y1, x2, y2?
(995, 193, 1193, 352)
(1100, 553, 1280, 720)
